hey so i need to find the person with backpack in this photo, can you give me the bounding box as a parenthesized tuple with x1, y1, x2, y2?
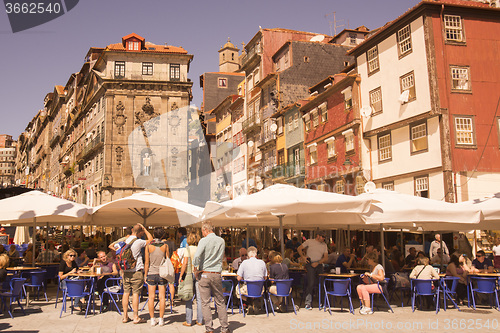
(144, 227, 169, 327)
(120, 223, 153, 324)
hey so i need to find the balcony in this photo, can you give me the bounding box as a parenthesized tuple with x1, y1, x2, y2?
(76, 134, 104, 162)
(272, 164, 286, 179)
(258, 131, 276, 150)
(49, 129, 61, 146)
(272, 159, 305, 180)
(241, 45, 261, 70)
(242, 114, 261, 133)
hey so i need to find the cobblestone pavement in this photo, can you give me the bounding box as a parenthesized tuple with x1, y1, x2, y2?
(1, 286, 499, 333)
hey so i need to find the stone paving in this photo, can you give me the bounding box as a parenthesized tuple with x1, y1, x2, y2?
(1, 285, 499, 333)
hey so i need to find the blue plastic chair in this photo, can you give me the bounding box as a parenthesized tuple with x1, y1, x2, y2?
(101, 277, 132, 315)
(0, 278, 27, 318)
(23, 270, 48, 302)
(389, 272, 411, 307)
(268, 279, 297, 315)
(469, 277, 499, 311)
(238, 280, 269, 317)
(411, 279, 440, 314)
(59, 279, 93, 318)
(323, 278, 353, 315)
(440, 276, 460, 311)
(222, 278, 235, 314)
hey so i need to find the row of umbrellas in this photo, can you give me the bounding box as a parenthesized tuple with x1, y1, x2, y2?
(0, 184, 498, 232)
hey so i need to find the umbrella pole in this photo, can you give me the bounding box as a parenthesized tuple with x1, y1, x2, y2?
(278, 215, 285, 258)
(362, 230, 366, 256)
(230, 228, 234, 261)
(347, 225, 350, 249)
(32, 217, 36, 267)
(46, 222, 49, 252)
(380, 224, 386, 269)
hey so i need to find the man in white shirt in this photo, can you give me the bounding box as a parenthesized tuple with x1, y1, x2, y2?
(297, 231, 328, 310)
(236, 246, 267, 314)
(231, 248, 248, 271)
(429, 234, 449, 259)
(121, 223, 152, 324)
(430, 248, 450, 265)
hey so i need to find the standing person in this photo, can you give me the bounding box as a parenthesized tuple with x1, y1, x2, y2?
(297, 231, 328, 310)
(91, 251, 118, 312)
(144, 227, 169, 327)
(179, 231, 203, 327)
(429, 234, 449, 259)
(493, 238, 500, 269)
(356, 252, 385, 315)
(164, 230, 176, 307)
(193, 221, 230, 333)
(121, 223, 153, 324)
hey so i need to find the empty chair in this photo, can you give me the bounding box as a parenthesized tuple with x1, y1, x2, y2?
(23, 270, 48, 302)
(323, 278, 353, 315)
(440, 276, 460, 311)
(411, 279, 440, 314)
(268, 278, 297, 315)
(0, 278, 26, 318)
(59, 279, 93, 318)
(101, 277, 132, 315)
(238, 280, 270, 317)
(469, 277, 499, 311)
(222, 278, 235, 314)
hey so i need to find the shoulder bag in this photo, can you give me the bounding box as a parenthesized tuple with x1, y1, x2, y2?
(159, 244, 175, 283)
(177, 246, 194, 301)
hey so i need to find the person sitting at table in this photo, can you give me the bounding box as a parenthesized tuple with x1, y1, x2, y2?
(358, 245, 374, 267)
(59, 249, 83, 311)
(36, 242, 60, 263)
(75, 249, 89, 267)
(236, 246, 267, 315)
(91, 250, 118, 312)
(85, 242, 97, 260)
(327, 245, 338, 267)
(336, 247, 356, 274)
(374, 246, 395, 275)
(268, 252, 297, 313)
(430, 248, 450, 265)
(493, 238, 500, 269)
(285, 237, 301, 252)
(410, 257, 440, 280)
(7, 245, 20, 266)
(23, 243, 37, 264)
(0, 254, 9, 283)
(445, 254, 468, 305)
(283, 249, 301, 269)
(240, 231, 257, 249)
(403, 247, 417, 269)
(231, 248, 248, 271)
(472, 250, 494, 273)
(356, 252, 385, 315)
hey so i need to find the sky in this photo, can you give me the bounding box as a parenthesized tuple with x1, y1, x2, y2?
(0, 0, 420, 139)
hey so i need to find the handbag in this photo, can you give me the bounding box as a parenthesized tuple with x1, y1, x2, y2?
(159, 251, 175, 283)
(177, 246, 194, 301)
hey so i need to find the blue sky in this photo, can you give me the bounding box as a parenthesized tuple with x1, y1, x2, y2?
(0, 0, 419, 138)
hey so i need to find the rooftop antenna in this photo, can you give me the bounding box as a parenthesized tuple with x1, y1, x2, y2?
(325, 11, 345, 36)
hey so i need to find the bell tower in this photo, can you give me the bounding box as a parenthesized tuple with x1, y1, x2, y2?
(218, 38, 240, 72)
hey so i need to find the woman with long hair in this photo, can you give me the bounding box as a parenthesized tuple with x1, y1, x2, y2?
(446, 254, 468, 305)
(58, 249, 83, 311)
(356, 252, 385, 315)
(144, 227, 169, 326)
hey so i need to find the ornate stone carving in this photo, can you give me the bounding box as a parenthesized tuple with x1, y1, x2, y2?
(135, 97, 160, 137)
(113, 101, 127, 134)
(115, 146, 123, 166)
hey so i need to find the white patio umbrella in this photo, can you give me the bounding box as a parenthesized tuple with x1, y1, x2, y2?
(455, 193, 500, 229)
(196, 184, 373, 255)
(0, 190, 91, 265)
(90, 191, 203, 227)
(13, 226, 30, 244)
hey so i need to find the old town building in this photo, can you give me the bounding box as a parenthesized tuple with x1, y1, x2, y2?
(0, 135, 16, 187)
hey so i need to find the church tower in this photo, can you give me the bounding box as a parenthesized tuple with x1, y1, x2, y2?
(218, 38, 240, 72)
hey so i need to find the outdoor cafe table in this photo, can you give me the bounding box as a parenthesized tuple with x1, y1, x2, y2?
(7, 266, 40, 273)
(319, 273, 358, 310)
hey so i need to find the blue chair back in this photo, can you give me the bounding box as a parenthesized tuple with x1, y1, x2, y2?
(412, 279, 435, 296)
(244, 280, 265, 297)
(105, 277, 124, 295)
(473, 277, 496, 293)
(28, 270, 46, 286)
(272, 279, 293, 296)
(45, 265, 59, 280)
(10, 278, 26, 296)
(441, 276, 459, 293)
(65, 279, 90, 297)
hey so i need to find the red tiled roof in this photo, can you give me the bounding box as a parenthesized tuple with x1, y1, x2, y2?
(106, 42, 188, 54)
(122, 33, 145, 43)
(54, 85, 65, 95)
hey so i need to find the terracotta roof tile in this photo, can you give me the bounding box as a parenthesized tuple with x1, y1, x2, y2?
(106, 42, 188, 54)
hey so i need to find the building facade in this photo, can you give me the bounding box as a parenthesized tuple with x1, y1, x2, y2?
(0, 135, 16, 187)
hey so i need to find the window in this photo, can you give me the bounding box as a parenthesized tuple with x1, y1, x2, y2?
(451, 66, 470, 91)
(367, 46, 379, 74)
(356, 176, 365, 195)
(397, 25, 412, 57)
(382, 182, 394, 191)
(335, 179, 345, 194)
(170, 64, 180, 81)
(455, 116, 475, 145)
(325, 137, 335, 159)
(304, 114, 311, 132)
(343, 129, 354, 152)
(400, 71, 416, 102)
(114, 61, 125, 78)
(378, 133, 392, 162)
(142, 62, 153, 75)
(254, 69, 260, 83)
(218, 78, 228, 88)
(247, 74, 253, 90)
(415, 176, 429, 198)
(342, 87, 352, 110)
(277, 117, 283, 135)
(319, 102, 327, 122)
(312, 109, 319, 128)
(127, 41, 140, 51)
(288, 115, 293, 131)
(444, 15, 465, 43)
(293, 113, 299, 129)
(308, 144, 317, 165)
(349, 33, 357, 45)
(410, 122, 428, 153)
(369, 87, 382, 114)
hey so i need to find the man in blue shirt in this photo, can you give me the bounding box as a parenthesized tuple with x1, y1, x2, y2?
(240, 231, 256, 249)
(336, 247, 356, 274)
(472, 250, 494, 273)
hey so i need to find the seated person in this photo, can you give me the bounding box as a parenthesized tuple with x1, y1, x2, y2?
(282, 249, 300, 269)
(36, 242, 60, 263)
(446, 254, 468, 305)
(410, 257, 440, 280)
(285, 237, 301, 252)
(430, 248, 450, 265)
(358, 245, 374, 267)
(236, 246, 267, 314)
(0, 254, 9, 283)
(268, 252, 296, 312)
(472, 250, 494, 273)
(231, 248, 248, 271)
(356, 252, 385, 315)
(91, 251, 118, 311)
(240, 231, 257, 249)
(75, 249, 89, 267)
(336, 247, 356, 273)
(403, 247, 417, 269)
(374, 246, 395, 275)
(327, 245, 338, 266)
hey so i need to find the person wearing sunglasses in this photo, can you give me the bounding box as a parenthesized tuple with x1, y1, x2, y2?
(59, 249, 83, 311)
(231, 248, 248, 271)
(472, 250, 494, 273)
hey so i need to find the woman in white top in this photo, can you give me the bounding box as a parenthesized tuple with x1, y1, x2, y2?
(356, 252, 385, 315)
(492, 238, 500, 269)
(410, 257, 440, 280)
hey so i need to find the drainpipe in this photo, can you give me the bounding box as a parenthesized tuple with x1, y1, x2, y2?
(356, 77, 373, 181)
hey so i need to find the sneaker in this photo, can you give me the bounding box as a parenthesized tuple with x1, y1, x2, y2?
(158, 318, 164, 326)
(150, 318, 157, 326)
(305, 304, 313, 310)
(294, 305, 300, 312)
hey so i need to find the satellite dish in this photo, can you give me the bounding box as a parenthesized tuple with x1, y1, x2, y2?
(248, 179, 255, 187)
(255, 176, 261, 182)
(247, 141, 254, 148)
(310, 35, 325, 42)
(256, 182, 264, 190)
(361, 106, 372, 118)
(225, 185, 231, 192)
(270, 123, 278, 132)
(364, 181, 376, 193)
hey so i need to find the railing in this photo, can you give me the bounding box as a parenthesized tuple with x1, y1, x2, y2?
(242, 114, 261, 132)
(261, 131, 276, 145)
(271, 159, 305, 179)
(241, 44, 261, 67)
(76, 134, 104, 161)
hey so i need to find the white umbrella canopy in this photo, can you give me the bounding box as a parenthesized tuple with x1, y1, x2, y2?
(455, 192, 500, 229)
(0, 190, 91, 225)
(91, 191, 203, 227)
(359, 189, 482, 231)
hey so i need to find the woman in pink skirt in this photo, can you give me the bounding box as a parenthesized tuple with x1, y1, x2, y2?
(356, 252, 385, 315)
